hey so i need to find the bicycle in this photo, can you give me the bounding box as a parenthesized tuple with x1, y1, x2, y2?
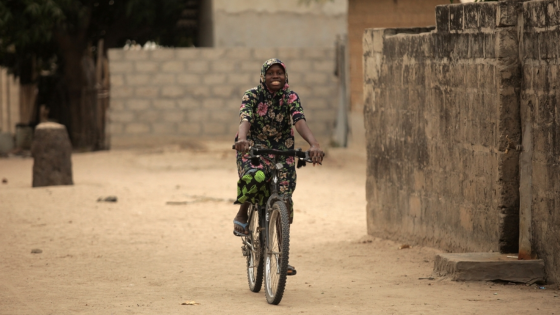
(232, 145, 314, 305)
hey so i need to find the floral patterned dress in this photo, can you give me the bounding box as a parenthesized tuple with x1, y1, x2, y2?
(234, 59, 306, 214)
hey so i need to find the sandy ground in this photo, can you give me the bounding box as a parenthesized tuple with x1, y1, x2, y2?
(0, 140, 559, 315)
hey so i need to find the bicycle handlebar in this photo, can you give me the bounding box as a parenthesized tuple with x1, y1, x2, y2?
(231, 145, 319, 167)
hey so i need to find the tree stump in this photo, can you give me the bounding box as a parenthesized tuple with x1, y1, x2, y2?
(31, 122, 74, 187)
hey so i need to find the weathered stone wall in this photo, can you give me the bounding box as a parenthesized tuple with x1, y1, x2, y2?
(348, 0, 449, 113)
(108, 48, 337, 146)
(363, 1, 521, 254)
(519, 0, 560, 284)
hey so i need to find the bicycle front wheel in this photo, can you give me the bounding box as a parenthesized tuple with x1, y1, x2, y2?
(264, 201, 290, 305)
(246, 205, 263, 292)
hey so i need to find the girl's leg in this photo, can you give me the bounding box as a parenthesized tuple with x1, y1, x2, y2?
(233, 202, 250, 234)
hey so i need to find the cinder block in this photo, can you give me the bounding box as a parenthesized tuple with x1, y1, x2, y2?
(288, 60, 312, 72)
(135, 87, 159, 98)
(177, 97, 200, 109)
(137, 110, 160, 122)
(202, 122, 227, 135)
(240, 60, 261, 72)
(178, 123, 202, 135)
(203, 98, 225, 109)
(277, 47, 302, 60)
(110, 74, 124, 87)
(108, 49, 123, 61)
(152, 122, 177, 134)
(212, 86, 236, 98)
(110, 100, 125, 110)
(153, 99, 176, 110)
(176, 48, 200, 60)
(162, 86, 184, 97)
(303, 73, 329, 85)
(302, 49, 327, 59)
(253, 48, 278, 61)
(224, 48, 252, 60)
(111, 86, 134, 98)
(125, 50, 149, 60)
(150, 49, 175, 60)
(203, 74, 227, 85)
(161, 60, 185, 73)
(185, 86, 211, 97)
(177, 73, 201, 85)
(312, 60, 334, 72)
(198, 48, 226, 60)
(227, 73, 252, 85)
(211, 60, 237, 72)
(185, 60, 209, 73)
(111, 111, 135, 123)
(163, 111, 185, 122)
(151, 74, 176, 85)
(125, 123, 150, 134)
(436, 5, 450, 33)
(110, 61, 134, 73)
(108, 122, 124, 135)
(210, 110, 236, 122)
(126, 74, 150, 86)
(126, 99, 150, 111)
(184, 110, 209, 122)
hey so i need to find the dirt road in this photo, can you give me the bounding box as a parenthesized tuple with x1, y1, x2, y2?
(1, 141, 558, 314)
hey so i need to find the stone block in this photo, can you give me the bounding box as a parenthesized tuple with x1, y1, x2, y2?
(110, 100, 125, 111)
(253, 48, 278, 60)
(152, 122, 176, 134)
(176, 48, 200, 60)
(111, 86, 134, 98)
(161, 60, 185, 73)
(153, 99, 176, 110)
(302, 49, 327, 59)
(479, 2, 497, 29)
(108, 49, 123, 61)
(436, 5, 450, 33)
(212, 86, 236, 98)
(135, 87, 159, 98)
(277, 47, 302, 59)
(433, 253, 545, 283)
(108, 122, 124, 135)
(177, 74, 201, 85)
(210, 109, 236, 122)
(125, 123, 150, 134)
(203, 74, 227, 85)
(111, 111, 135, 123)
(150, 49, 175, 60)
(31, 122, 73, 187)
(184, 110, 209, 122)
(288, 60, 312, 72)
(126, 74, 150, 86)
(177, 97, 200, 109)
(497, 1, 517, 27)
(178, 123, 202, 135)
(163, 111, 185, 122)
(304, 73, 329, 85)
(151, 74, 176, 85)
(240, 60, 261, 72)
(227, 73, 252, 85)
(125, 50, 149, 60)
(126, 99, 150, 111)
(185, 86, 211, 97)
(110, 74, 124, 87)
(203, 98, 225, 109)
(211, 60, 237, 72)
(450, 5, 464, 32)
(202, 122, 227, 135)
(137, 110, 160, 123)
(199, 48, 227, 60)
(135, 61, 159, 73)
(312, 60, 333, 72)
(464, 4, 479, 30)
(224, 48, 252, 60)
(162, 86, 185, 97)
(185, 60, 209, 73)
(110, 61, 133, 73)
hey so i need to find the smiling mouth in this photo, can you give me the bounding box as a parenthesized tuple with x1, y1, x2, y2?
(271, 81, 281, 85)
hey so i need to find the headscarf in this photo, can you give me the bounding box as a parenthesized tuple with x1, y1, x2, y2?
(257, 58, 292, 106)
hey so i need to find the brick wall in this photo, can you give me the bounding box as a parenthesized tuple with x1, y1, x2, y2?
(348, 0, 448, 113)
(520, 0, 560, 284)
(108, 48, 337, 146)
(363, 1, 521, 253)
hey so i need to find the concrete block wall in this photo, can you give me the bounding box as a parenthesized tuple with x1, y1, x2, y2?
(108, 47, 337, 146)
(363, 1, 521, 254)
(520, 0, 560, 284)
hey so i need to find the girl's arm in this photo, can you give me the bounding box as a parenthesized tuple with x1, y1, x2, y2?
(295, 119, 324, 165)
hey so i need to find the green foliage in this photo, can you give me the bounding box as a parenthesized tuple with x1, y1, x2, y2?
(0, 0, 193, 80)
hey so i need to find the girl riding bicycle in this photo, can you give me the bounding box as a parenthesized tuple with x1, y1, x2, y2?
(233, 59, 325, 275)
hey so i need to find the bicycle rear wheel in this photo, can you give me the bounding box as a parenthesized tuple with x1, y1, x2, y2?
(264, 201, 290, 305)
(246, 205, 263, 292)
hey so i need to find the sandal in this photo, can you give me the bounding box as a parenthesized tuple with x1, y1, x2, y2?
(287, 265, 297, 276)
(233, 220, 249, 237)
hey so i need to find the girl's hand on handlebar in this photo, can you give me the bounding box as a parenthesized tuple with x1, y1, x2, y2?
(309, 144, 324, 166)
(235, 139, 250, 153)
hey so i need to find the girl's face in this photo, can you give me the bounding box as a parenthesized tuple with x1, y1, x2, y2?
(265, 64, 286, 93)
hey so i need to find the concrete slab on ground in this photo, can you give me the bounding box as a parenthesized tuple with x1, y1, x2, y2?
(434, 252, 545, 283)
